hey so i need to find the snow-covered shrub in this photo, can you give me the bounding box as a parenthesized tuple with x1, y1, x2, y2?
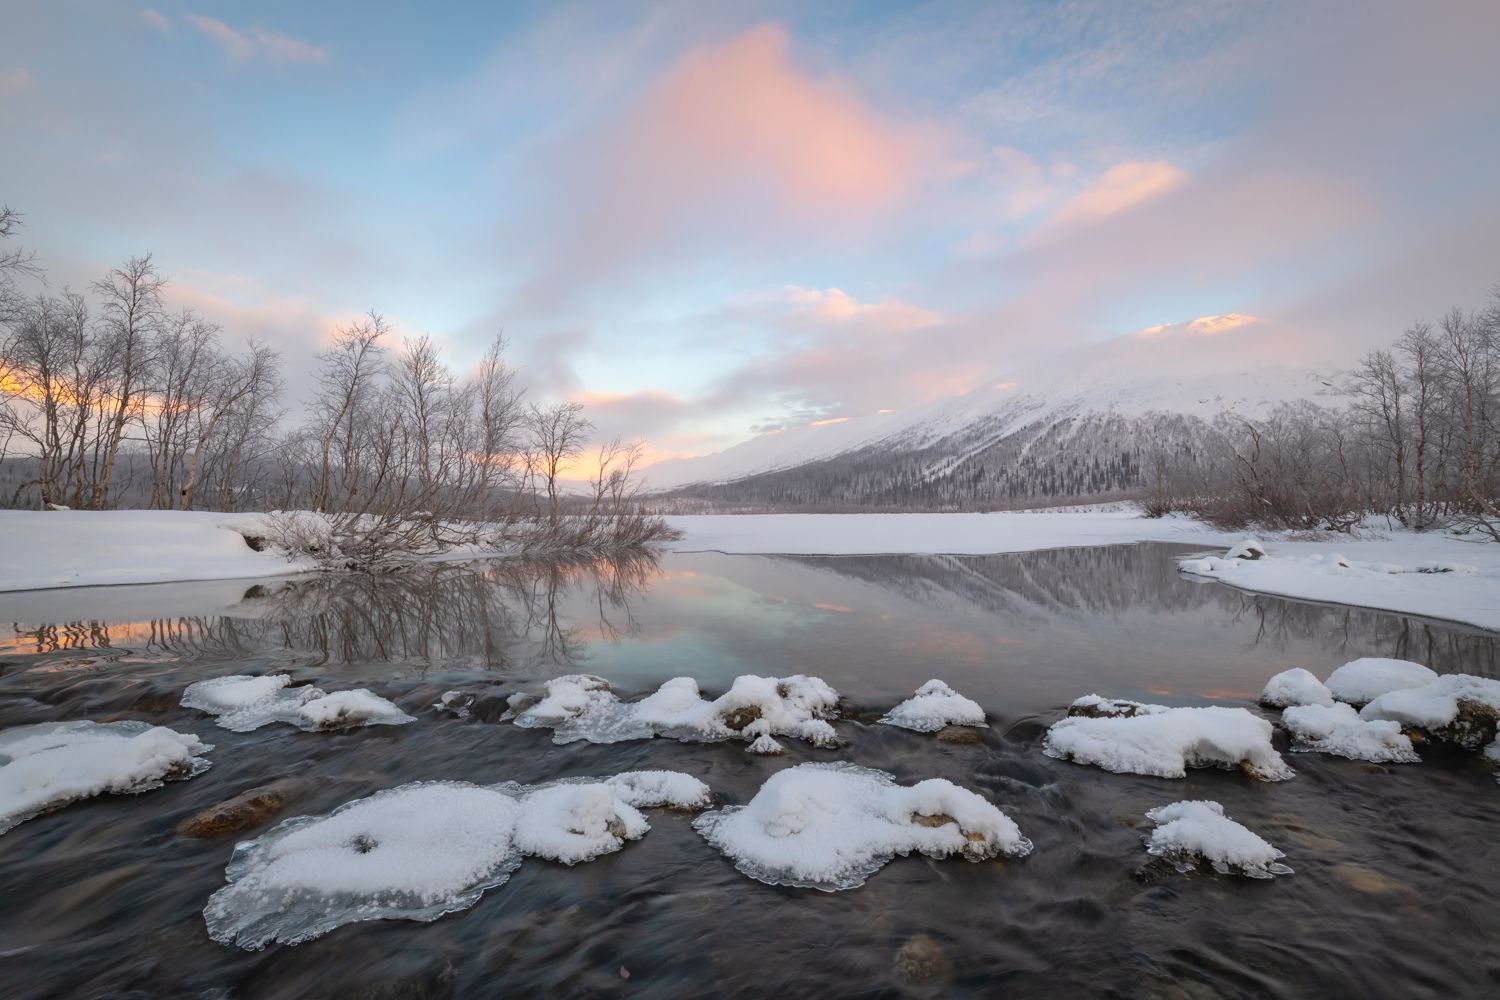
(1280, 703, 1419, 763)
(1324, 658, 1439, 706)
(1144, 800, 1292, 879)
(878, 679, 986, 733)
(692, 762, 1031, 891)
(182, 674, 414, 732)
(0, 720, 212, 835)
(1044, 705, 1294, 781)
(1259, 668, 1335, 709)
(510, 673, 843, 749)
(204, 770, 712, 949)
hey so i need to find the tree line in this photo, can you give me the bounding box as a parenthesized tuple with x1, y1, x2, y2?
(0, 207, 673, 560)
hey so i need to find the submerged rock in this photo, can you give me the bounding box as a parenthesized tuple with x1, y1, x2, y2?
(176, 781, 299, 838)
(893, 933, 952, 986)
(935, 725, 985, 746)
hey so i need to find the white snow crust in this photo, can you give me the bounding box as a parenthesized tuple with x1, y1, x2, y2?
(878, 679, 987, 733)
(204, 770, 713, 949)
(1324, 658, 1439, 706)
(0, 720, 212, 834)
(511, 673, 843, 749)
(1280, 703, 1420, 763)
(1144, 800, 1291, 878)
(1259, 668, 1335, 708)
(1067, 694, 1170, 718)
(692, 762, 1031, 891)
(1044, 705, 1294, 781)
(1358, 673, 1500, 743)
(182, 675, 414, 732)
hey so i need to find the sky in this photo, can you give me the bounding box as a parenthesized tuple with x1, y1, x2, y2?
(2, 0, 1498, 468)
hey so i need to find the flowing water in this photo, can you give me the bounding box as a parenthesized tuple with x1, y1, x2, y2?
(1, 543, 1497, 999)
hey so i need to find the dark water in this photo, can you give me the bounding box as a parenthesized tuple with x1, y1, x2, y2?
(1, 544, 1498, 1000)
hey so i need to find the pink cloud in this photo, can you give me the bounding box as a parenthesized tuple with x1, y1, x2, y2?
(138, 8, 170, 33)
(1048, 160, 1187, 229)
(1135, 313, 1260, 338)
(0, 67, 32, 98)
(783, 286, 942, 332)
(187, 14, 330, 64)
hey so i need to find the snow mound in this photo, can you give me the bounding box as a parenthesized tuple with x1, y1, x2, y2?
(1324, 658, 1439, 706)
(1044, 705, 1294, 781)
(1259, 668, 1335, 708)
(746, 734, 785, 755)
(692, 762, 1031, 891)
(205, 770, 713, 949)
(0, 720, 212, 835)
(1144, 800, 1291, 878)
(1067, 694, 1170, 719)
(879, 679, 987, 732)
(1359, 673, 1500, 749)
(1281, 703, 1420, 763)
(182, 675, 414, 732)
(1227, 538, 1266, 560)
(512, 673, 843, 749)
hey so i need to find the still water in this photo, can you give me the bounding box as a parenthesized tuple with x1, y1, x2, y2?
(1, 544, 1497, 999)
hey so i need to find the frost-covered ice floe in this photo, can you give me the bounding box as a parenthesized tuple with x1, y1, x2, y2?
(1324, 658, 1439, 706)
(1259, 668, 1335, 708)
(0, 720, 212, 835)
(692, 762, 1030, 891)
(878, 679, 987, 733)
(204, 769, 713, 949)
(510, 673, 842, 749)
(1144, 800, 1292, 879)
(1045, 704, 1294, 781)
(1280, 703, 1420, 764)
(182, 674, 415, 732)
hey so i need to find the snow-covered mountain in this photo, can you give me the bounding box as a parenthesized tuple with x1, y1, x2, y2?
(641, 361, 1344, 506)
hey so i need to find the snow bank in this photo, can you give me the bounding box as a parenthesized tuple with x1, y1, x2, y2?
(205, 770, 713, 949)
(1044, 705, 1294, 781)
(1324, 658, 1439, 706)
(511, 673, 843, 749)
(1144, 800, 1292, 879)
(1280, 703, 1420, 763)
(1179, 538, 1500, 632)
(1359, 674, 1500, 749)
(182, 675, 414, 732)
(1259, 668, 1335, 708)
(878, 680, 987, 733)
(692, 762, 1031, 891)
(0, 720, 211, 835)
(0, 509, 311, 592)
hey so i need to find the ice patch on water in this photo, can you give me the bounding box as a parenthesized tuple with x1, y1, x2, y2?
(1145, 800, 1292, 879)
(878, 679, 987, 733)
(511, 673, 843, 749)
(181, 675, 414, 732)
(1324, 658, 1439, 706)
(1259, 668, 1335, 709)
(1044, 704, 1294, 781)
(0, 720, 211, 835)
(204, 770, 713, 949)
(692, 762, 1031, 892)
(1281, 703, 1420, 763)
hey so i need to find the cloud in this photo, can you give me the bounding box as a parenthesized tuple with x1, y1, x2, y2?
(0, 67, 32, 98)
(1135, 313, 1259, 339)
(138, 8, 170, 33)
(187, 14, 330, 64)
(783, 286, 942, 332)
(1048, 160, 1187, 229)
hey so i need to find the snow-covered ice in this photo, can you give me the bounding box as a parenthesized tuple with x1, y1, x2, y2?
(692, 762, 1031, 891)
(1324, 658, 1439, 706)
(0, 720, 212, 835)
(1144, 800, 1292, 878)
(511, 673, 843, 749)
(1280, 703, 1420, 764)
(1259, 668, 1336, 708)
(204, 770, 713, 949)
(182, 675, 414, 732)
(878, 679, 987, 733)
(1044, 705, 1294, 781)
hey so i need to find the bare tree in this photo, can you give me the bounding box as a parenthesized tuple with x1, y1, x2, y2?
(88, 255, 165, 509)
(526, 401, 591, 530)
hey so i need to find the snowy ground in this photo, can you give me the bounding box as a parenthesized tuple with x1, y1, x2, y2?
(3, 508, 1497, 633)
